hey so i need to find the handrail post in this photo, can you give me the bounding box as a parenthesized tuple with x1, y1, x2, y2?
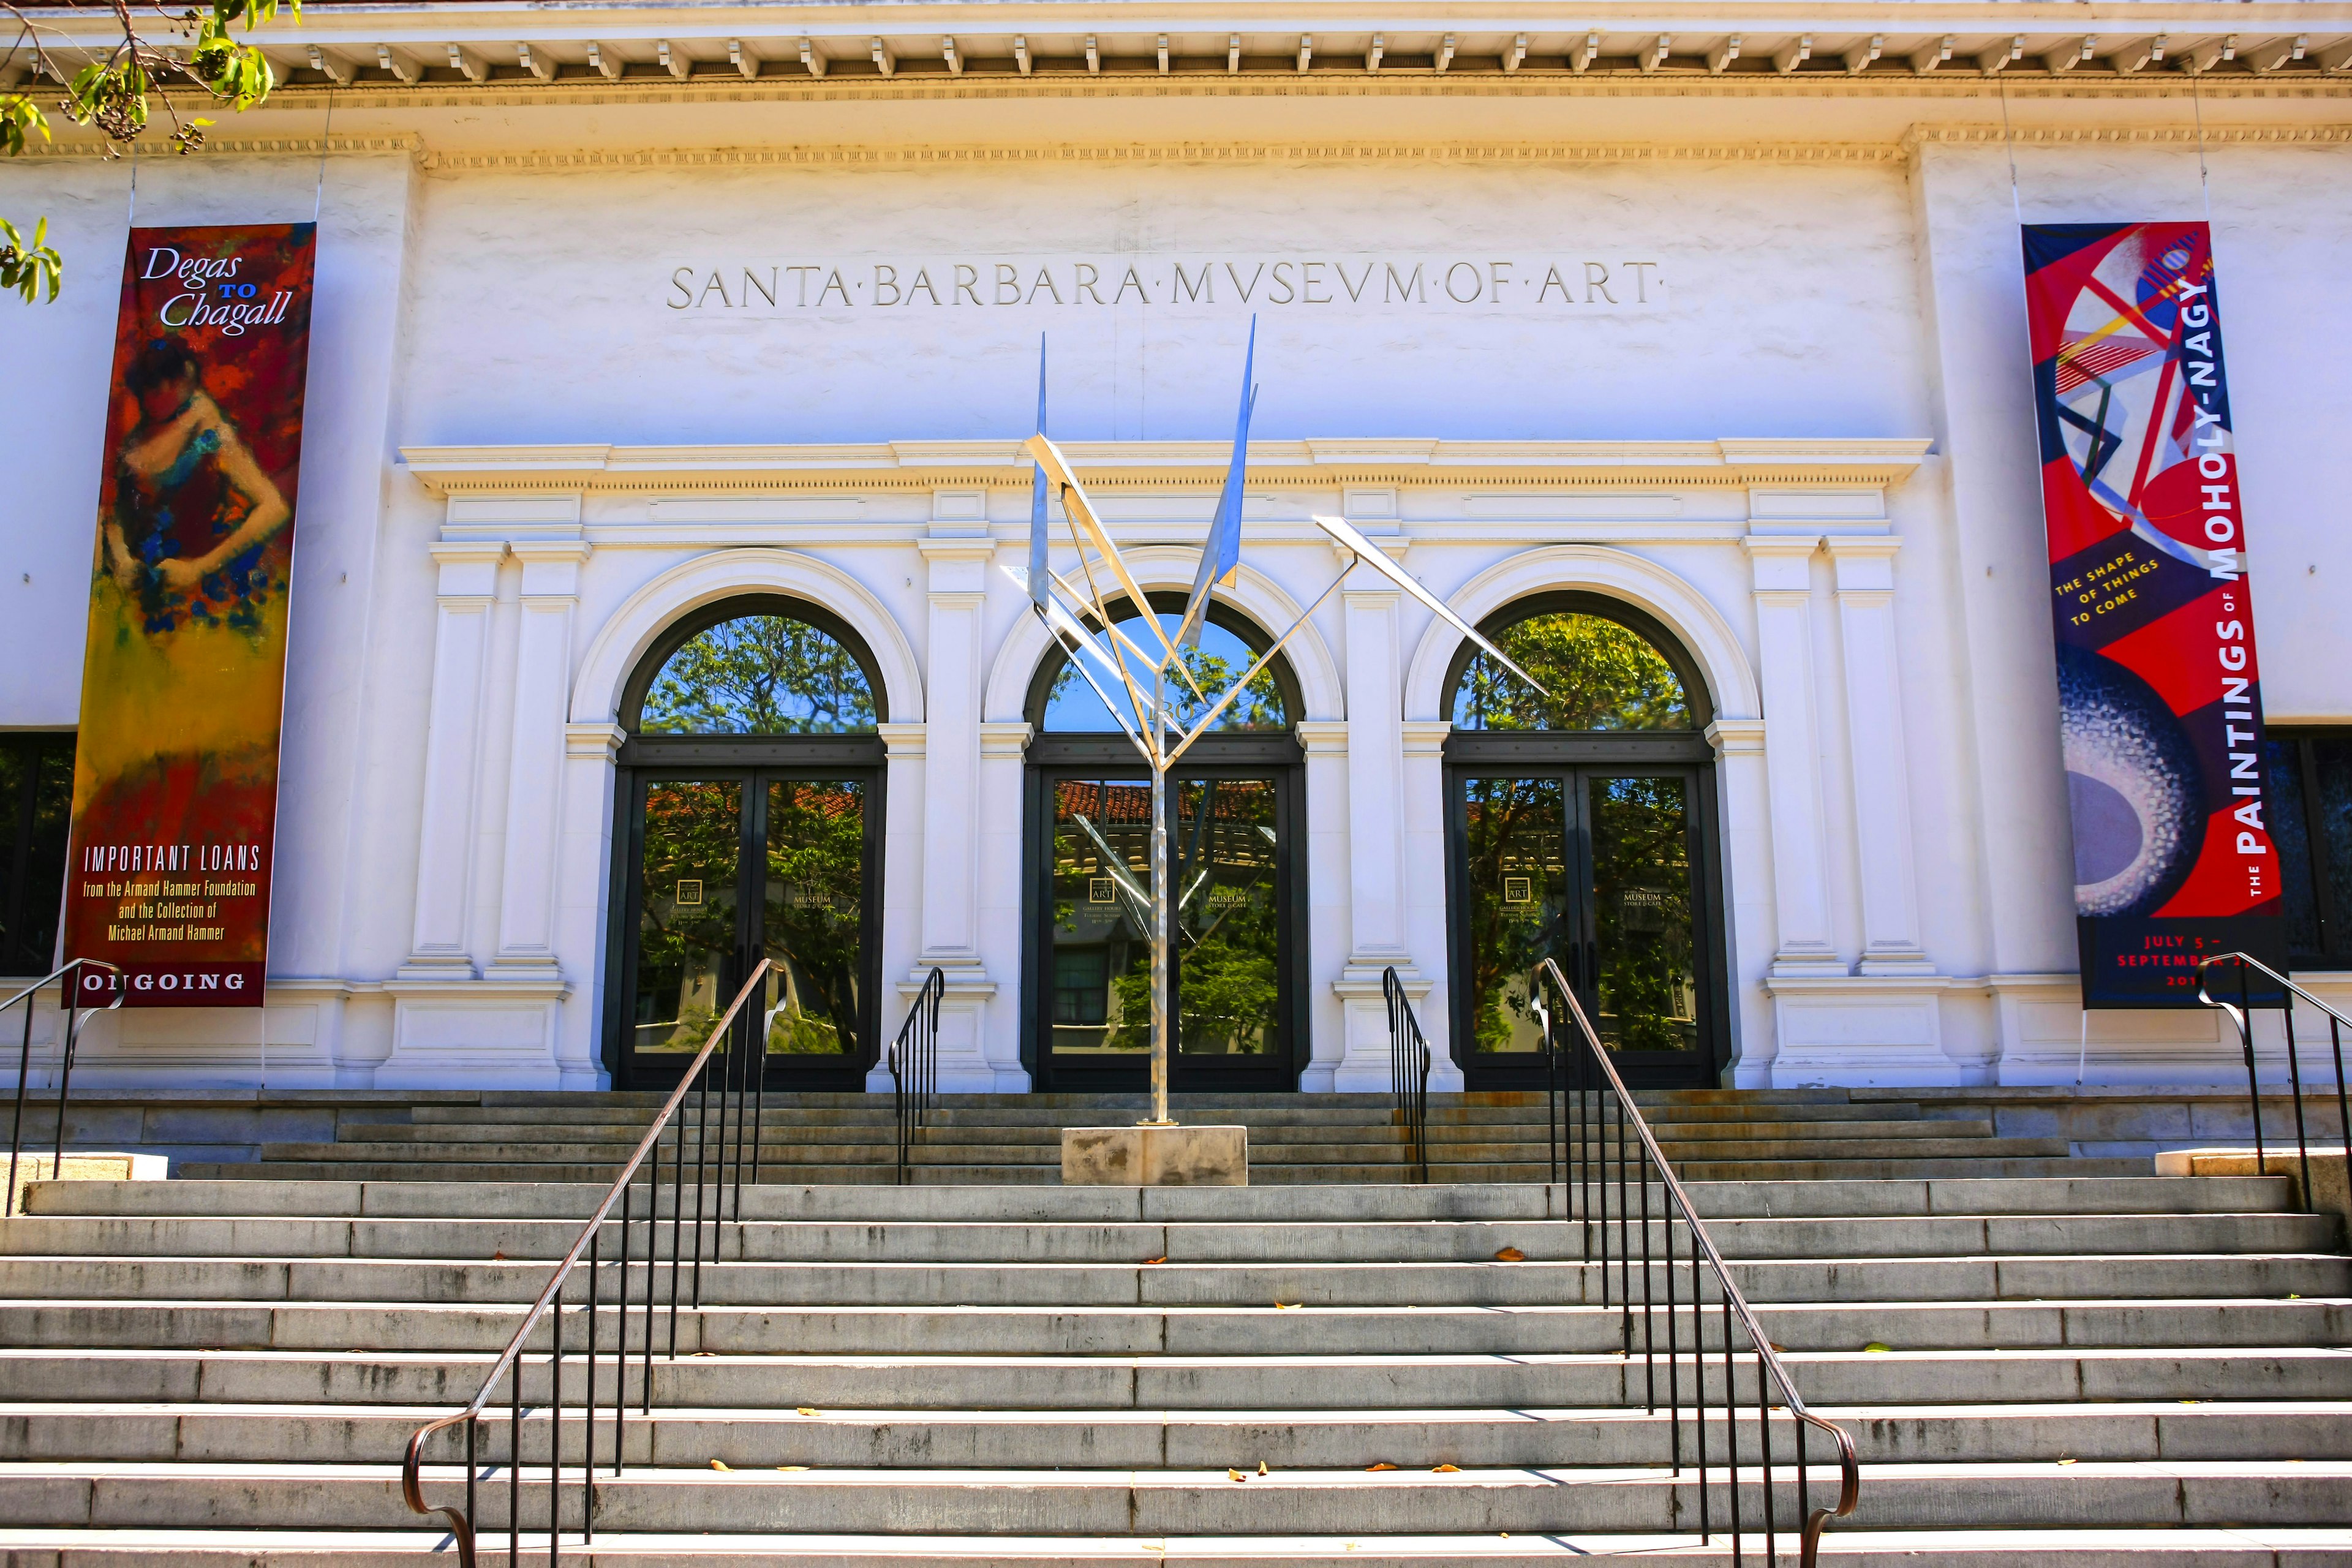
(401, 959, 772, 1567)
(2197, 950, 2352, 1216)
(1, 960, 121, 1218)
(1531, 958, 1858, 1567)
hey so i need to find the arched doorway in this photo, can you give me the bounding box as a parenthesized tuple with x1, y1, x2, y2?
(603, 597, 887, 1090)
(1443, 593, 1729, 1089)
(1022, 594, 1306, 1092)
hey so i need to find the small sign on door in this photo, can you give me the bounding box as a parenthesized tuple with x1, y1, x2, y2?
(1502, 876, 1533, 905)
(676, 879, 704, 907)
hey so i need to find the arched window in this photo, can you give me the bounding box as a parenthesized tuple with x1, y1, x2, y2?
(1035, 597, 1292, 734)
(1024, 593, 1304, 1095)
(1448, 598, 1705, 733)
(1444, 593, 1724, 1091)
(634, 612, 878, 735)
(608, 597, 887, 1093)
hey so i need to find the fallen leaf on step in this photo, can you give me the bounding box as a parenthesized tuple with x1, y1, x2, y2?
(777, 1465, 810, 1472)
(2180, 1400, 2201, 1406)
(1275, 1302, 1302, 1311)
(1228, 1468, 1247, 1482)
(796, 1407, 820, 1417)
(492, 1251, 507, 1262)
(1365, 1463, 1398, 1472)
(1143, 1256, 1167, 1266)
(1432, 1463, 1461, 1474)
(1258, 1462, 1268, 1476)
(710, 1460, 730, 1471)
(2056, 1457, 2075, 1466)
(1494, 1246, 1525, 1262)
(1863, 1343, 1892, 1354)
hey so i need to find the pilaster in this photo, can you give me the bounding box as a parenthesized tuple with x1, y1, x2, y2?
(401, 541, 505, 978)
(1828, 535, 1934, 976)
(488, 541, 590, 979)
(1743, 533, 1840, 976)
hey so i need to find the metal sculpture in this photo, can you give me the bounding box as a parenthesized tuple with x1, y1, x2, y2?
(1020, 325, 1545, 1125)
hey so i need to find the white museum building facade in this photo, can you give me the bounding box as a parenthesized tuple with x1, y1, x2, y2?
(5, 0, 2351, 1097)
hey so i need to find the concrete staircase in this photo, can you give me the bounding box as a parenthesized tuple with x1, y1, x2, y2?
(178, 1089, 2146, 1185)
(0, 1166, 2345, 1562)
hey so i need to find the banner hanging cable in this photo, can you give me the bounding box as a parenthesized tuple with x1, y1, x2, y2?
(314, 86, 333, 223)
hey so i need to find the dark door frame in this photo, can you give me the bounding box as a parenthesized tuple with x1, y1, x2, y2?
(1442, 734, 1731, 1091)
(599, 594, 893, 1093)
(1021, 733, 1308, 1093)
(603, 744, 888, 1091)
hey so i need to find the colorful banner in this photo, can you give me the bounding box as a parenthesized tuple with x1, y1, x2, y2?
(2024, 221, 2285, 1007)
(61, 224, 316, 1008)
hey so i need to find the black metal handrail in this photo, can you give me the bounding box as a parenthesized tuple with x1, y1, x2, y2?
(1381, 967, 1430, 1183)
(3, 958, 124, 1217)
(886, 967, 946, 1185)
(2196, 951, 2352, 1212)
(1532, 959, 1859, 1566)
(401, 957, 772, 1567)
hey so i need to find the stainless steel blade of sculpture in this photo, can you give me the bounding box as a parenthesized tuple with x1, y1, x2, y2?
(1020, 325, 1545, 1125)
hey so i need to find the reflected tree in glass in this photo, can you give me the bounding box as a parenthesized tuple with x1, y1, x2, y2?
(1590, 776, 1698, 1054)
(633, 780, 741, 1052)
(761, 780, 867, 1055)
(643, 615, 877, 735)
(1453, 612, 1692, 733)
(1460, 777, 1568, 1055)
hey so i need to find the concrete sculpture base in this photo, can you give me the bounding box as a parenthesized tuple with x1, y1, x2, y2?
(1061, 1125, 1248, 1186)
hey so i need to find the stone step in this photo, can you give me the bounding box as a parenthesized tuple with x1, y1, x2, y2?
(179, 1156, 2159, 1185)
(2, 1346, 2345, 1409)
(397, 1099, 1932, 1129)
(244, 1134, 2066, 1167)
(2, 1526, 2345, 1567)
(0, 1211, 2328, 1264)
(336, 1117, 1985, 1148)
(0, 1398, 2341, 1469)
(2, 1457, 2347, 1533)
(27, 1177, 2290, 1223)
(2, 1296, 2344, 1356)
(0, 1250, 2336, 1306)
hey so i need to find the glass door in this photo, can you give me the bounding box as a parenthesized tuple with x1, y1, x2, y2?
(1452, 767, 1713, 1087)
(1037, 767, 1295, 1091)
(620, 770, 877, 1090)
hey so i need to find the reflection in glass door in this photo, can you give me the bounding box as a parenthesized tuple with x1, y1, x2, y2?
(1038, 770, 1294, 1090)
(620, 772, 876, 1088)
(628, 780, 743, 1063)
(1174, 777, 1280, 1059)
(1452, 768, 1713, 1085)
(758, 779, 867, 1059)
(1047, 777, 1153, 1063)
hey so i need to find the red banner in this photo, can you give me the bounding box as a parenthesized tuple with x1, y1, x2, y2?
(61, 224, 316, 1007)
(2023, 222, 2285, 1006)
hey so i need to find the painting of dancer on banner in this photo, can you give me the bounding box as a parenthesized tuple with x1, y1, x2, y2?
(61, 224, 317, 1008)
(2023, 221, 2285, 1007)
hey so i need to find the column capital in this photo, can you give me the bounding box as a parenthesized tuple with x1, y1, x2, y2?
(429, 540, 505, 603)
(564, 722, 625, 763)
(876, 721, 927, 758)
(1294, 719, 1350, 756)
(1401, 718, 1453, 757)
(1705, 717, 1766, 756)
(512, 540, 591, 599)
(979, 721, 1033, 758)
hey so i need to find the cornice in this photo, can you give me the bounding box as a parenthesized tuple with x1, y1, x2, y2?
(398, 437, 1934, 496)
(26, 125, 2350, 172)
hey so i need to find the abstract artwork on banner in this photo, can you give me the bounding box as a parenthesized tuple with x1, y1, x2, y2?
(2022, 221, 2284, 1007)
(61, 225, 317, 1008)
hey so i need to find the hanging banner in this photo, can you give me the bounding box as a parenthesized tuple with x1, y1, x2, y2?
(2024, 221, 2285, 1008)
(61, 224, 317, 1008)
